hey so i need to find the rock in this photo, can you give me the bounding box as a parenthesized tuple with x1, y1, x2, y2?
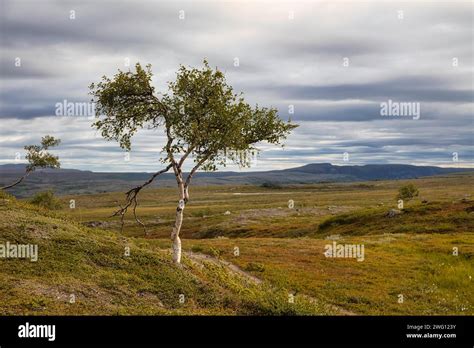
(224, 211, 231, 215)
(83, 221, 106, 228)
(386, 209, 401, 218)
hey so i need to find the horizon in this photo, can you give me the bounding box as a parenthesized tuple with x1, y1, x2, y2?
(1, 161, 473, 174)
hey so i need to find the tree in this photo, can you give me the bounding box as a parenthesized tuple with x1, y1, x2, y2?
(397, 183, 419, 201)
(90, 60, 297, 263)
(1, 136, 61, 190)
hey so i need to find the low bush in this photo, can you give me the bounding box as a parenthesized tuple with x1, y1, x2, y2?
(29, 190, 62, 210)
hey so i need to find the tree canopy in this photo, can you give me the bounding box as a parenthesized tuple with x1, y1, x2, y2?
(90, 60, 297, 171)
(1, 135, 61, 190)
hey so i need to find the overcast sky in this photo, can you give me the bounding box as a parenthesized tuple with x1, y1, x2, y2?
(0, 0, 472, 172)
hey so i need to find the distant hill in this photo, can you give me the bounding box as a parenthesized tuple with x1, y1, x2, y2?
(285, 163, 470, 180)
(0, 163, 471, 197)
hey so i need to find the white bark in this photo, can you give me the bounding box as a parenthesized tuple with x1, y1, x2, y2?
(170, 155, 200, 264)
(171, 194, 185, 263)
(172, 232, 182, 263)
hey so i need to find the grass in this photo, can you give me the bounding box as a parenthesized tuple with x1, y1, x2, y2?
(2, 173, 473, 315)
(316, 200, 474, 236)
(176, 234, 473, 315)
(0, 191, 333, 315)
(59, 173, 474, 239)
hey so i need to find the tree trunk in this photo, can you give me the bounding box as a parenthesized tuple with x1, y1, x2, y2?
(171, 181, 186, 264)
(1, 171, 30, 190)
(171, 200, 184, 263)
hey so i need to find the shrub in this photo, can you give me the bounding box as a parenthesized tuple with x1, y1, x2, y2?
(245, 262, 265, 272)
(210, 247, 224, 258)
(29, 190, 62, 210)
(191, 245, 204, 253)
(0, 190, 14, 200)
(397, 183, 419, 201)
(260, 182, 282, 189)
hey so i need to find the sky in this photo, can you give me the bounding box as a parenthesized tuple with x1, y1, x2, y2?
(0, 0, 472, 172)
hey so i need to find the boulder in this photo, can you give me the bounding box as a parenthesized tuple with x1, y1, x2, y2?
(386, 209, 402, 218)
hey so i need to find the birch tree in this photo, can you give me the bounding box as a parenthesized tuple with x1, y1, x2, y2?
(90, 61, 297, 263)
(1, 135, 61, 190)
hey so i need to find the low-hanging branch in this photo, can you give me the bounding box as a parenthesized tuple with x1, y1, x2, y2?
(1, 171, 32, 190)
(112, 163, 173, 233)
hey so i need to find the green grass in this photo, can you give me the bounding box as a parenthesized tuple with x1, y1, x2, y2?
(0, 191, 333, 315)
(316, 200, 474, 236)
(178, 233, 474, 315)
(2, 173, 473, 315)
(59, 173, 474, 239)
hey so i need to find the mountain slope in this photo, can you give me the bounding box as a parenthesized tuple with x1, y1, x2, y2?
(0, 163, 471, 197)
(288, 163, 469, 180)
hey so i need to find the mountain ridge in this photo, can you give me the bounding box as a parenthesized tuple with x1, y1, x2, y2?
(0, 162, 471, 197)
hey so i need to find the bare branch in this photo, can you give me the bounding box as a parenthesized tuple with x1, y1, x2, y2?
(111, 163, 173, 233)
(1, 170, 32, 190)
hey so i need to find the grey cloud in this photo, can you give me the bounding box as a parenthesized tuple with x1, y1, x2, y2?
(0, 0, 472, 171)
(270, 75, 472, 103)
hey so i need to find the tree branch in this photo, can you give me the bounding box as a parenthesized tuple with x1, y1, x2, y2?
(163, 122, 183, 186)
(1, 170, 32, 190)
(112, 163, 173, 234)
(178, 145, 195, 168)
(183, 153, 213, 201)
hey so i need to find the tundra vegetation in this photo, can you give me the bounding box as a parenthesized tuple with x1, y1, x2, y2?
(397, 183, 420, 201)
(29, 190, 62, 210)
(0, 173, 472, 315)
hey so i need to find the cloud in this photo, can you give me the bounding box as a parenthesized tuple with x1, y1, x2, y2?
(268, 75, 472, 103)
(0, 0, 472, 171)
